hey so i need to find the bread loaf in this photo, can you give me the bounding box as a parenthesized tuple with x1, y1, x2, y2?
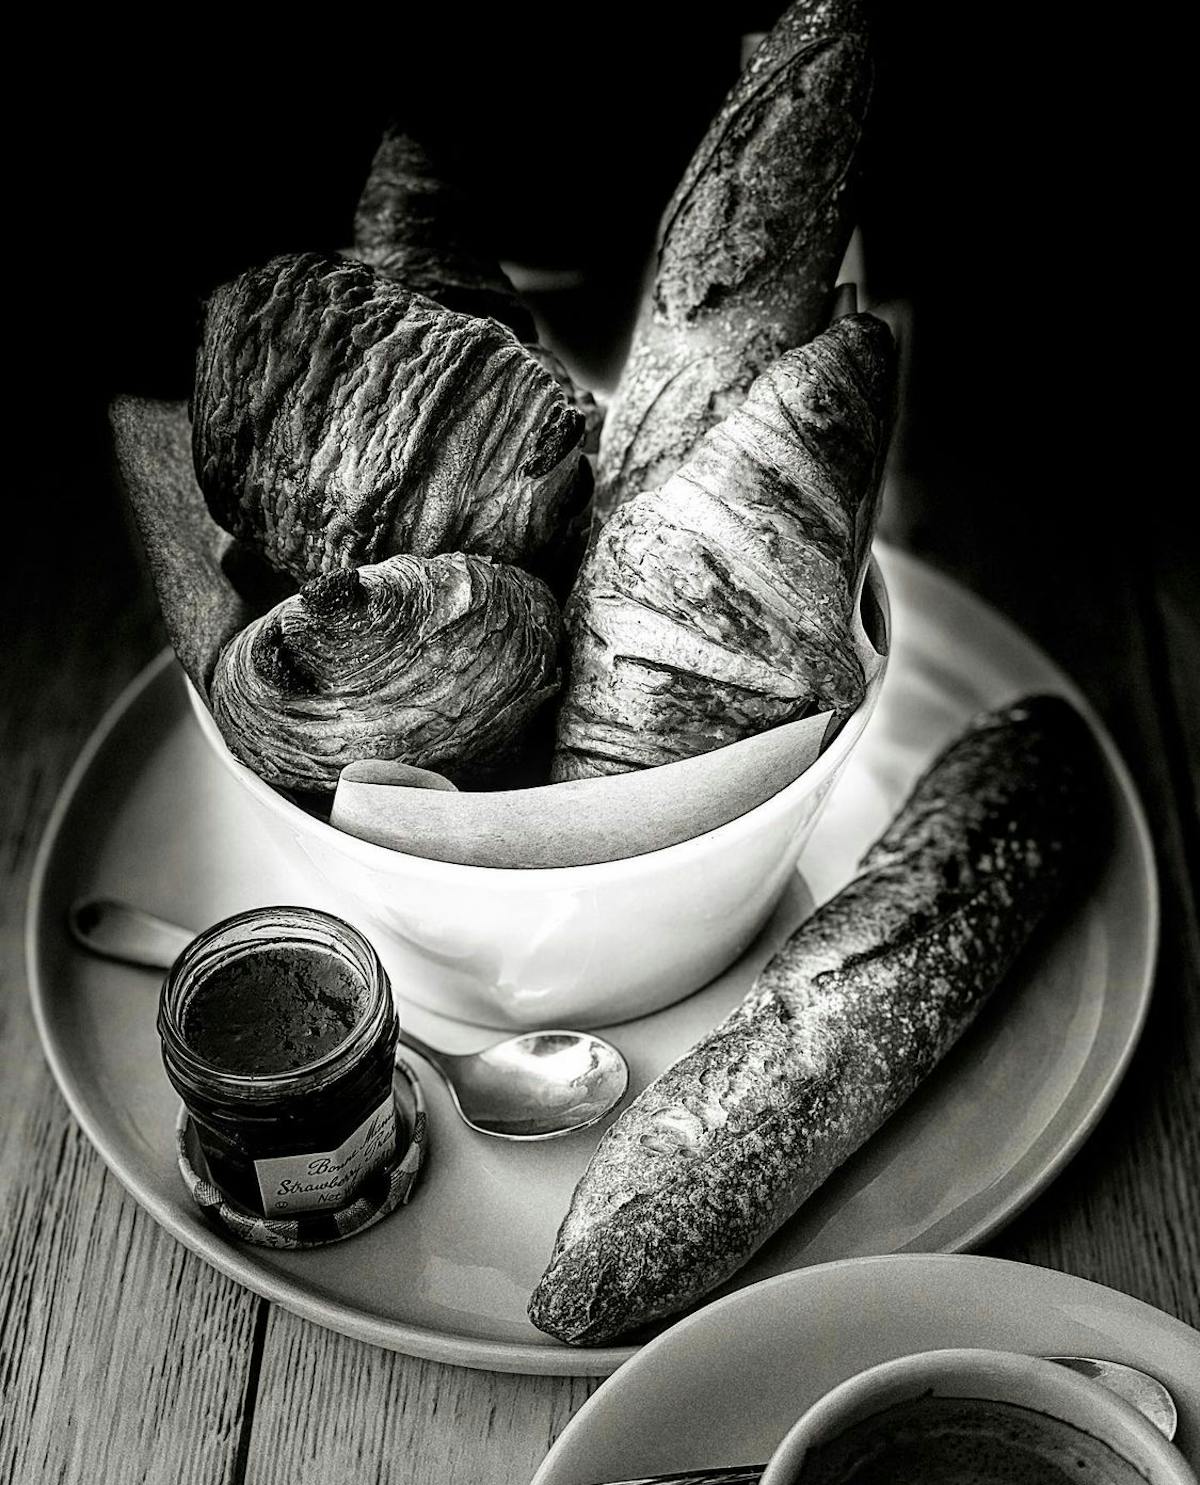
(595, 0, 874, 518)
(529, 695, 1106, 1344)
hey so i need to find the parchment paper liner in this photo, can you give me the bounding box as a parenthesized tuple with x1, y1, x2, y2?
(115, 394, 889, 871)
(175, 1058, 427, 1249)
(330, 567, 887, 867)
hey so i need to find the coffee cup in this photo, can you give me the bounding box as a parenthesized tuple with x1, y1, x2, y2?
(760, 1347, 1195, 1484)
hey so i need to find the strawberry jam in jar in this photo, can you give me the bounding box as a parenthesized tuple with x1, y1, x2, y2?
(158, 907, 399, 1221)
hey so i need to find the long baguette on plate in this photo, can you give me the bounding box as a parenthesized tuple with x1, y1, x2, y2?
(529, 695, 1106, 1344)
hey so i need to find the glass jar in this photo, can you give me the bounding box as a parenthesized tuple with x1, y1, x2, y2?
(158, 907, 399, 1221)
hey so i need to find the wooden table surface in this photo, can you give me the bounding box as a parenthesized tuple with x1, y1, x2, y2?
(2, 398, 1197, 1482)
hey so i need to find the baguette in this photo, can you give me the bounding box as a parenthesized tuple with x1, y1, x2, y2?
(529, 695, 1106, 1344)
(595, 0, 873, 518)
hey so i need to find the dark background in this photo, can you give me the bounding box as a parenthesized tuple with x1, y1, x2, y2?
(13, 6, 1170, 574)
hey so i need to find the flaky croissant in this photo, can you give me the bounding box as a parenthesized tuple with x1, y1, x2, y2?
(353, 128, 602, 456)
(353, 126, 536, 341)
(552, 313, 896, 781)
(211, 552, 563, 794)
(193, 253, 588, 588)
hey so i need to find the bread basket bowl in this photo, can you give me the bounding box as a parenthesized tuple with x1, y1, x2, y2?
(184, 560, 889, 1030)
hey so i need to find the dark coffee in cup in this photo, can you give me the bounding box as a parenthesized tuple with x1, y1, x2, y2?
(798, 1393, 1145, 1484)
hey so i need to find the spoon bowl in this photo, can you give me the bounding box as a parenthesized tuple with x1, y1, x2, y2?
(68, 897, 630, 1140)
(400, 1028, 630, 1140)
(1044, 1355, 1179, 1445)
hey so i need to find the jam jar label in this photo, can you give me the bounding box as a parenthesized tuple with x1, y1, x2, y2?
(254, 1094, 397, 1217)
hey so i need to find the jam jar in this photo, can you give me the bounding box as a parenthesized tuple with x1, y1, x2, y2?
(158, 907, 399, 1221)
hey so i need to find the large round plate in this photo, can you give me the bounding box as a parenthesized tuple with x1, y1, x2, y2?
(533, 1255, 1200, 1482)
(26, 547, 1158, 1375)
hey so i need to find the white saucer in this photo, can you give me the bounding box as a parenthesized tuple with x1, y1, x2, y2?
(26, 548, 1158, 1374)
(533, 1255, 1200, 1482)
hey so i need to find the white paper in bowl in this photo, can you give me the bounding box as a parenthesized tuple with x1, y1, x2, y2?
(329, 564, 889, 869)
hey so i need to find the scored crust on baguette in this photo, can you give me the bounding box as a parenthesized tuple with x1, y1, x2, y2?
(596, 0, 874, 518)
(529, 695, 1107, 1344)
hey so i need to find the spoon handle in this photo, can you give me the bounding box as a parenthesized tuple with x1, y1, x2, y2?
(68, 898, 193, 970)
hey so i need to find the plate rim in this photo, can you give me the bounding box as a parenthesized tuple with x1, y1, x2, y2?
(22, 647, 648, 1375)
(532, 1252, 1200, 1484)
(25, 546, 1161, 1376)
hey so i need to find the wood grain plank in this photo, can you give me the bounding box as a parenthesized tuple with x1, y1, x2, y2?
(0, 1091, 265, 1485)
(243, 1310, 599, 1485)
(1148, 531, 1200, 864)
(0, 471, 262, 1485)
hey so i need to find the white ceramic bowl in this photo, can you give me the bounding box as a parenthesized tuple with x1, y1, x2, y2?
(186, 566, 889, 1030)
(761, 1348, 1194, 1484)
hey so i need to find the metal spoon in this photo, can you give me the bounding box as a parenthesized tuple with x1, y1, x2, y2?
(586, 1355, 1180, 1485)
(396, 1026, 629, 1141)
(1045, 1355, 1179, 1442)
(68, 897, 629, 1140)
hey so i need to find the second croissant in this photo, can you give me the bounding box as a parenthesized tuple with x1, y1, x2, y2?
(211, 553, 563, 795)
(553, 312, 896, 781)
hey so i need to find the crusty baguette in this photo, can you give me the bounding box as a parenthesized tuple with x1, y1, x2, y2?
(595, 0, 874, 518)
(529, 695, 1105, 1344)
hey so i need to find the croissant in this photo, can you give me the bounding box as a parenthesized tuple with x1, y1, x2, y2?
(552, 312, 896, 781)
(353, 125, 536, 341)
(211, 552, 563, 794)
(596, 0, 873, 517)
(353, 128, 602, 456)
(193, 253, 588, 588)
